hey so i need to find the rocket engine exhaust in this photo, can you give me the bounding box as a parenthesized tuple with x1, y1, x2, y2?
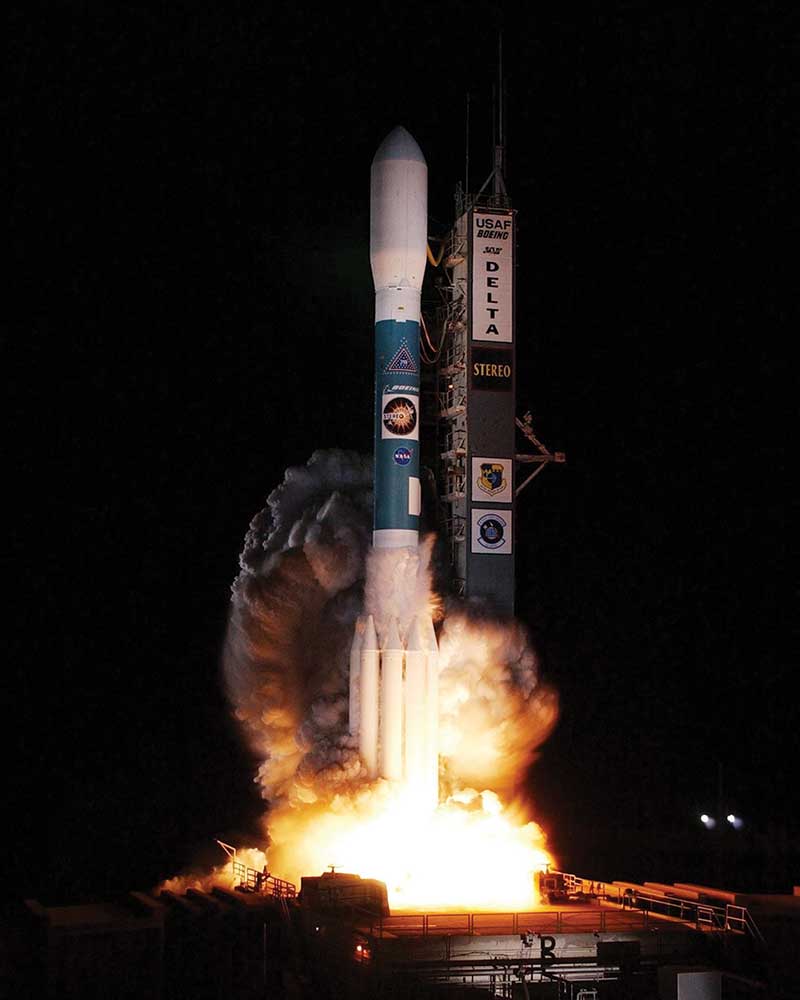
(172, 128, 560, 912)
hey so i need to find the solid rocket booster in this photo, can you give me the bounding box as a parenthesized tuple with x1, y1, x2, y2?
(358, 616, 379, 779)
(352, 609, 440, 806)
(379, 618, 404, 780)
(370, 126, 428, 548)
(403, 618, 428, 794)
(348, 616, 363, 737)
(424, 615, 440, 804)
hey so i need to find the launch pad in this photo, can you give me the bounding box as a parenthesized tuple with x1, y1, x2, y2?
(16, 869, 796, 998)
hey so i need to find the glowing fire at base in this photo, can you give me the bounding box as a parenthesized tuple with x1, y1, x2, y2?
(169, 784, 555, 912)
(264, 785, 553, 912)
(155, 455, 562, 913)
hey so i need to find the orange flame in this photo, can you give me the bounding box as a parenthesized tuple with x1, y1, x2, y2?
(265, 784, 554, 911)
(193, 495, 562, 913)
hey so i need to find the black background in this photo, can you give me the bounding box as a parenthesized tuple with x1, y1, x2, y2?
(10, 3, 794, 904)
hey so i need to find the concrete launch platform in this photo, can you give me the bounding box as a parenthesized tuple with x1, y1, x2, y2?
(11, 876, 800, 998)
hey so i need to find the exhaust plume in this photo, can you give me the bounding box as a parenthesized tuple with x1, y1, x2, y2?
(213, 450, 558, 907)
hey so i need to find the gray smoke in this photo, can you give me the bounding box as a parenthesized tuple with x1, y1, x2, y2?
(225, 450, 373, 805)
(223, 449, 557, 813)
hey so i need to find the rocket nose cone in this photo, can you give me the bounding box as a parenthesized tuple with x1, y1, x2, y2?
(373, 126, 426, 166)
(406, 617, 424, 652)
(362, 615, 378, 652)
(382, 617, 403, 652)
(424, 616, 439, 653)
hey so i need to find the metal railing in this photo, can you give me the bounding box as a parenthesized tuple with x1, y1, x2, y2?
(598, 881, 765, 944)
(367, 908, 654, 939)
(724, 905, 766, 945)
(231, 860, 297, 899)
(366, 874, 766, 944)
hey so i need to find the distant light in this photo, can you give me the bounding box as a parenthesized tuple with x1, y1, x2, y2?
(727, 813, 744, 829)
(700, 814, 716, 828)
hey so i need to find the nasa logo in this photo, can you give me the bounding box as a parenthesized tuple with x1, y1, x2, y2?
(477, 513, 507, 550)
(393, 447, 412, 466)
(478, 463, 506, 496)
(382, 396, 417, 436)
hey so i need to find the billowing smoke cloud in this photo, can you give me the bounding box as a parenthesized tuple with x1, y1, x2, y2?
(224, 450, 372, 804)
(437, 615, 557, 796)
(223, 449, 557, 829)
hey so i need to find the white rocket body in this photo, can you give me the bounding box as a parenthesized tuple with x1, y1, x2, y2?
(348, 615, 440, 806)
(358, 616, 380, 780)
(403, 619, 428, 797)
(370, 127, 428, 549)
(379, 620, 404, 781)
(370, 127, 428, 326)
(346, 127, 440, 806)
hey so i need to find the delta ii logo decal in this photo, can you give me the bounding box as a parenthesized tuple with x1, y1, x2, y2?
(478, 462, 506, 497)
(384, 339, 418, 375)
(476, 513, 508, 550)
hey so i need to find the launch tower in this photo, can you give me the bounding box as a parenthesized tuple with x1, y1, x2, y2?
(428, 73, 564, 615)
(434, 149, 516, 613)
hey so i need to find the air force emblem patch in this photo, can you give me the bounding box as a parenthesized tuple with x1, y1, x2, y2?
(478, 462, 506, 496)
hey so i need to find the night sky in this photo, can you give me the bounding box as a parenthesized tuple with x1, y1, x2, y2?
(12, 5, 794, 904)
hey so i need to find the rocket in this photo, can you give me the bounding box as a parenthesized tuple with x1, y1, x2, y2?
(349, 613, 439, 806)
(370, 126, 428, 548)
(347, 128, 440, 805)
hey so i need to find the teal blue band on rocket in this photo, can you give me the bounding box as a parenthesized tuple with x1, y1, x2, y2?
(374, 318, 420, 533)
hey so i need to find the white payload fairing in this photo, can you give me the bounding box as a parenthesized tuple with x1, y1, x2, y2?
(347, 127, 440, 804)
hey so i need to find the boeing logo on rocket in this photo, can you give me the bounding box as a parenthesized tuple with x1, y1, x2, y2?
(370, 126, 427, 548)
